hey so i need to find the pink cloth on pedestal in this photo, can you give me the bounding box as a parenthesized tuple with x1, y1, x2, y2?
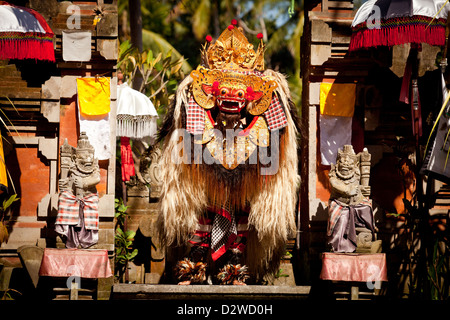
(320, 252, 387, 282)
(39, 248, 112, 279)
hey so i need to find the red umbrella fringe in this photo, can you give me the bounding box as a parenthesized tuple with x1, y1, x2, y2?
(349, 16, 446, 51)
(0, 31, 55, 62)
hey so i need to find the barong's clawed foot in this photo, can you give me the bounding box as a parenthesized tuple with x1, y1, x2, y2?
(232, 280, 247, 285)
(217, 264, 250, 285)
(174, 258, 208, 285)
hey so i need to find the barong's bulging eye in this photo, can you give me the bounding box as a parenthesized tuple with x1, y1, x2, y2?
(220, 88, 228, 96)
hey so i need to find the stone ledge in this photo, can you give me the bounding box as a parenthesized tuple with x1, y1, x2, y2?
(111, 284, 311, 300)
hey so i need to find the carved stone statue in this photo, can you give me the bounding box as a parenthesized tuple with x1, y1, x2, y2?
(327, 145, 381, 253)
(55, 132, 101, 248)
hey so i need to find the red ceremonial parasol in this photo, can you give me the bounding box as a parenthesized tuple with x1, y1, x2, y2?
(350, 0, 450, 51)
(350, 0, 450, 200)
(0, 1, 55, 62)
(350, 0, 450, 141)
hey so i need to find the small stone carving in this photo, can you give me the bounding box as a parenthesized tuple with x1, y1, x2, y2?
(55, 132, 100, 248)
(326, 145, 381, 253)
(125, 144, 162, 199)
(142, 145, 162, 199)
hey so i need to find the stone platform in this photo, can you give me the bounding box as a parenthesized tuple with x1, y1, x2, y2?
(111, 284, 311, 300)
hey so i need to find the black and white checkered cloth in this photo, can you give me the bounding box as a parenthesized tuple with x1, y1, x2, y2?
(211, 207, 237, 260)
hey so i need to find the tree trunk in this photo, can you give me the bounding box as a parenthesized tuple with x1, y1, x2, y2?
(128, 0, 143, 52)
(128, 0, 143, 91)
(213, 0, 220, 38)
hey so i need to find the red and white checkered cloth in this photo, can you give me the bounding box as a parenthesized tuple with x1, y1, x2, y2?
(186, 96, 207, 135)
(56, 191, 99, 230)
(186, 94, 288, 134)
(263, 94, 288, 130)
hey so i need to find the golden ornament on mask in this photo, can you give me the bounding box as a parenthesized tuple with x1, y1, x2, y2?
(194, 114, 270, 170)
(202, 26, 265, 72)
(190, 66, 277, 115)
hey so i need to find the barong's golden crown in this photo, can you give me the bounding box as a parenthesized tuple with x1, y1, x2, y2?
(191, 22, 276, 116)
(201, 24, 265, 71)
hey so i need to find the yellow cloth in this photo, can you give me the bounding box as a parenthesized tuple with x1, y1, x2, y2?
(320, 83, 356, 117)
(0, 133, 7, 188)
(77, 77, 111, 116)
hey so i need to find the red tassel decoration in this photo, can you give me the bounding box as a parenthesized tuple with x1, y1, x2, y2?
(120, 137, 135, 182)
(0, 3, 55, 62)
(349, 15, 446, 51)
(0, 33, 55, 62)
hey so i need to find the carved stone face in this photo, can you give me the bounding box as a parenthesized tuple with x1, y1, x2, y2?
(337, 154, 356, 178)
(75, 149, 95, 173)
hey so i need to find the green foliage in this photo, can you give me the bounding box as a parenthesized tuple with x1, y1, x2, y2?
(115, 227, 138, 266)
(117, 39, 188, 124)
(1, 288, 21, 300)
(427, 239, 449, 300)
(192, 0, 211, 41)
(2, 193, 19, 213)
(0, 194, 20, 245)
(274, 268, 289, 279)
(114, 198, 137, 282)
(114, 197, 128, 227)
(397, 196, 450, 300)
(118, 0, 303, 108)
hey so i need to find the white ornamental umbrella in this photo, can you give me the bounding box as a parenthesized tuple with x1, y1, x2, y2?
(116, 82, 158, 139)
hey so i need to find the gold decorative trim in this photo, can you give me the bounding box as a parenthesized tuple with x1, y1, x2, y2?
(190, 66, 277, 115)
(195, 114, 270, 170)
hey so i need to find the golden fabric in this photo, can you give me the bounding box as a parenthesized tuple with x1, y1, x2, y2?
(0, 133, 7, 187)
(320, 82, 356, 117)
(77, 77, 111, 116)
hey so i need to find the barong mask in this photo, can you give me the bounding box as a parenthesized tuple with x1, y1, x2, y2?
(189, 24, 278, 170)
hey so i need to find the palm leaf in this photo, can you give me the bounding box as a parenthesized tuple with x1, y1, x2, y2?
(427, 0, 449, 28)
(424, 87, 450, 159)
(192, 0, 211, 41)
(142, 29, 192, 74)
(2, 194, 19, 211)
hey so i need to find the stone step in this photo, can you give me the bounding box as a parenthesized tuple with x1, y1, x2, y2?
(0, 87, 41, 99)
(0, 65, 21, 77)
(111, 284, 311, 300)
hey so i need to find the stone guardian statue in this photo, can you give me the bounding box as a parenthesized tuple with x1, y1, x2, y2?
(327, 145, 381, 253)
(55, 132, 100, 248)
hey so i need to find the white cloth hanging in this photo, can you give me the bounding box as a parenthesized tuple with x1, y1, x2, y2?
(78, 109, 111, 161)
(62, 31, 92, 62)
